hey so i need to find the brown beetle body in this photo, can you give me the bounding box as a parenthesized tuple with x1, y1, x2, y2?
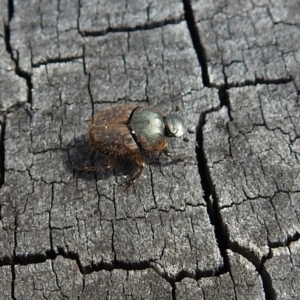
(90, 104, 141, 157)
(90, 104, 169, 158)
(88, 104, 187, 189)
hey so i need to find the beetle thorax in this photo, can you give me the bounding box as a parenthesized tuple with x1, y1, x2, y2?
(129, 107, 166, 152)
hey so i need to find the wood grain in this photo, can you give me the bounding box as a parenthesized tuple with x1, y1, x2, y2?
(0, 0, 299, 299)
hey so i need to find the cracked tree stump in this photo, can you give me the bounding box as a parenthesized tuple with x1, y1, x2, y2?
(0, 0, 299, 299)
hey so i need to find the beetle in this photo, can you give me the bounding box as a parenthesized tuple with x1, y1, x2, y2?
(86, 104, 187, 190)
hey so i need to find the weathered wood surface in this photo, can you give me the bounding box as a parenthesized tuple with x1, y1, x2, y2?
(0, 0, 299, 299)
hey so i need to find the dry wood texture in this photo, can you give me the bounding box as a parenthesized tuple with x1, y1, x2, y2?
(0, 0, 299, 299)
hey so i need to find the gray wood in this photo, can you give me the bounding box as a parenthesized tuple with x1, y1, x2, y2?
(14, 257, 83, 299)
(264, 240, 300, 299)
(0, 36, 27, 111)
(192, 0, 299, 87)
(176, 250, 264, 300)
(0, 114, 3, 186)
(0, 0, 299, 299)
(0, 1, 27, 112)
(9, 0, 83, 73)
(15, 257, 172, 299)
(204, 83, 300, 255)
(0, 266, 12, 299)
(81, 268, 172, 299)
(79, 0, 184, 34)
(0, 0, 7, 36)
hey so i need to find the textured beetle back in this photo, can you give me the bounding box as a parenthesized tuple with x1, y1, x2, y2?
(89, 105, 141, 157)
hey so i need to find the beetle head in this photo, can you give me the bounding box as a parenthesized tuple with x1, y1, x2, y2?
(164, 114, 187, 137)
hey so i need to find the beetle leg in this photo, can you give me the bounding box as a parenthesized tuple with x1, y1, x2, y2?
(124, 153, 145, 192)
(82, 166, 104, 172)
(162, 148, 195, 163)
(106, 156, 118, 168)
(134, 153, 145, 167)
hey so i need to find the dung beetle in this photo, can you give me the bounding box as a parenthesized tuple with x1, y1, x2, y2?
(87, 104, 187, 190)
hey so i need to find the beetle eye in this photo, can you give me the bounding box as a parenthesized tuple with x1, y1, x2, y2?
(165, 114, 187, 137)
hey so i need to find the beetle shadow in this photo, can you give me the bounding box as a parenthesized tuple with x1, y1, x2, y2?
(146, 152, 196, 169)
(64, 134, 195, 185)
(64, 134, 140, 182)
